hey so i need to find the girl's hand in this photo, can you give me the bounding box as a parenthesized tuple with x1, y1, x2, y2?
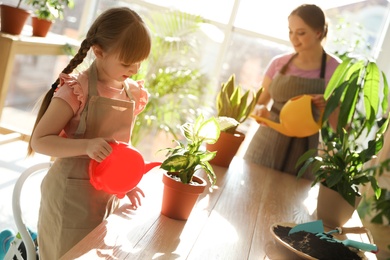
(86, 138, 117, 162)
(126, 187, 145, 209)
(311, 94, 326, 111)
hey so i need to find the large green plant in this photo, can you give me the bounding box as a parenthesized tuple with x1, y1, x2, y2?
(131, 10, 210, 146)
(160, 115, 237, 185)
(297, 57, 390, 207)
(216, 74, 262, 134)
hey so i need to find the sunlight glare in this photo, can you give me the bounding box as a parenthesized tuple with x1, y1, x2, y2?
(303, 185, 319, 215)
(209, 212, 239, 243)
(197, 194, 211, 209)
(200, 23, 224, 43)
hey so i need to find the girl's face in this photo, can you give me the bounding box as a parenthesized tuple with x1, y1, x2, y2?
(288, 15, 322, 52)
(97, 49, 141, 84)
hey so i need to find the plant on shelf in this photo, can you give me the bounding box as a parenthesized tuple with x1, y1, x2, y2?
(296, 56, 390, 227)
(159, 114, 238, 220)
(26, 0, 74, 37)
(206, 74, 262, 167)
(26, 0, 74, 21)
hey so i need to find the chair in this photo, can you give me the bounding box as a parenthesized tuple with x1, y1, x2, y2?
(9, 162, 53, 260)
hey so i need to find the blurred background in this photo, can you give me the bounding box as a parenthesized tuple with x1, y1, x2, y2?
(1, 1, 390, 257)
(1, 0, 390, 139)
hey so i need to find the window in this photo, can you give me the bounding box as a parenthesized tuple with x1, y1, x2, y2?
(94, 0, 390, 92)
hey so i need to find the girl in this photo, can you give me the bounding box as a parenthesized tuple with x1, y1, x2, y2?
(244, 4, 340, 178)
(28, 7, 152, 259)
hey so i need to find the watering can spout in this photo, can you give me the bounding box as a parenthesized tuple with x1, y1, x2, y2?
(144, 161, 162, 174)
(251, 116, 292, 136)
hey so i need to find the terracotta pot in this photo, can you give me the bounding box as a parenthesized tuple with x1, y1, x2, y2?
(32, 17, 53, 37)
(0, 4, 31, 35)
(316, 183, 361, 228)
(206, 131, 245, 167)
(161, 172, 206, 220)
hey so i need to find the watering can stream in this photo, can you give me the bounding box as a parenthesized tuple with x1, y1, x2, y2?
(250, 95, 323, 137)
(89, 142, 161, 198)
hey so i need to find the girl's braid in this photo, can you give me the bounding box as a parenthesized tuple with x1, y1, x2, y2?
(51, 39, 92, 88)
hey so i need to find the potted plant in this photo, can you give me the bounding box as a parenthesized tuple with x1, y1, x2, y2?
(0, 0, 31, 35)
(159, 114, 238, 220)
(296, 56, 390, 227)
(26, 0, 74, 37)
(206, 74, 262, 167)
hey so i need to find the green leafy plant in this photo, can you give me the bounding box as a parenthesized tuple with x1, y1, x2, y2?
(160, 115, 238, 185)
(297, 56, 390, 207)
(370, 188, 390, 225)
(216, 74, 262, 134)
(131, 10, 210, 146)
(26, 0, 74, 20)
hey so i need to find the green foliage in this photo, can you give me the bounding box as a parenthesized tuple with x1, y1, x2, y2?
(131, 10, 211, 146)
(359, 187, 390, 228)
(371, 188, 390, 225)
(216, 74, 262, 134)
(297, 57, 390, 207)
(160, 115, 237, 185)
(26, 0, 74, 20)
(330, 18, 372, 61)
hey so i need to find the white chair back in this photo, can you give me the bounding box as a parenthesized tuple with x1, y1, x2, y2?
(11, 162, 52, 260)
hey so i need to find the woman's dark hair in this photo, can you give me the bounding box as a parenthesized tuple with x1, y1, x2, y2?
(290, 4, 328, 40)
(27, 7, 152, 155)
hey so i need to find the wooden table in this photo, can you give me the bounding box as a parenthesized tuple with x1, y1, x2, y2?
(61, 157, 377, 260)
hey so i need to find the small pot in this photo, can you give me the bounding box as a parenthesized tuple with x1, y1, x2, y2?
(161, 172, 206, 220)
(0, 4, 31, 35)
(316, 183, 361, 228)
(206, 131, 245, 167)
(32, 17, 53, 37)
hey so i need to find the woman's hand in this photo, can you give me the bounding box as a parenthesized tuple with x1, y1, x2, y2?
(87, 138, 117, 162)
(126, 187, 145, 209)
(254, 104, 270, 118)
(311, 94, 326, 111)
(252, 104, 270, 126)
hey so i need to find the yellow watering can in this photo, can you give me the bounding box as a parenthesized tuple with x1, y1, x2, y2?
(251, 95, 322, 137)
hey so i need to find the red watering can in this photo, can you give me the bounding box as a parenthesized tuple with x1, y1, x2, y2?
(89, 142, 161, 198)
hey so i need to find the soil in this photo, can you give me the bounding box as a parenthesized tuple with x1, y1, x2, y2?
(273, 225, 363, 260)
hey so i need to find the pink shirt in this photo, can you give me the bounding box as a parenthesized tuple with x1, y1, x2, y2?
(53, 70, 149, 138)
(265, 52, 341, 86)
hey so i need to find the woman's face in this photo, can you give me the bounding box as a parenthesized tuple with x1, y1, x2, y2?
(288, 14, 322, 52)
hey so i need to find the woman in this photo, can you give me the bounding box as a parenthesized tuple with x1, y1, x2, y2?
(244, 4, 340, 179)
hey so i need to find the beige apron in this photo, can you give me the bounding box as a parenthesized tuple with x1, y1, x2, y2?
(38, 62, 135, 259)
(244, 52, 327, 179)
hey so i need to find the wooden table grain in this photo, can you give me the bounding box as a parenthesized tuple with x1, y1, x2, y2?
(60, 157, 377, 260)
